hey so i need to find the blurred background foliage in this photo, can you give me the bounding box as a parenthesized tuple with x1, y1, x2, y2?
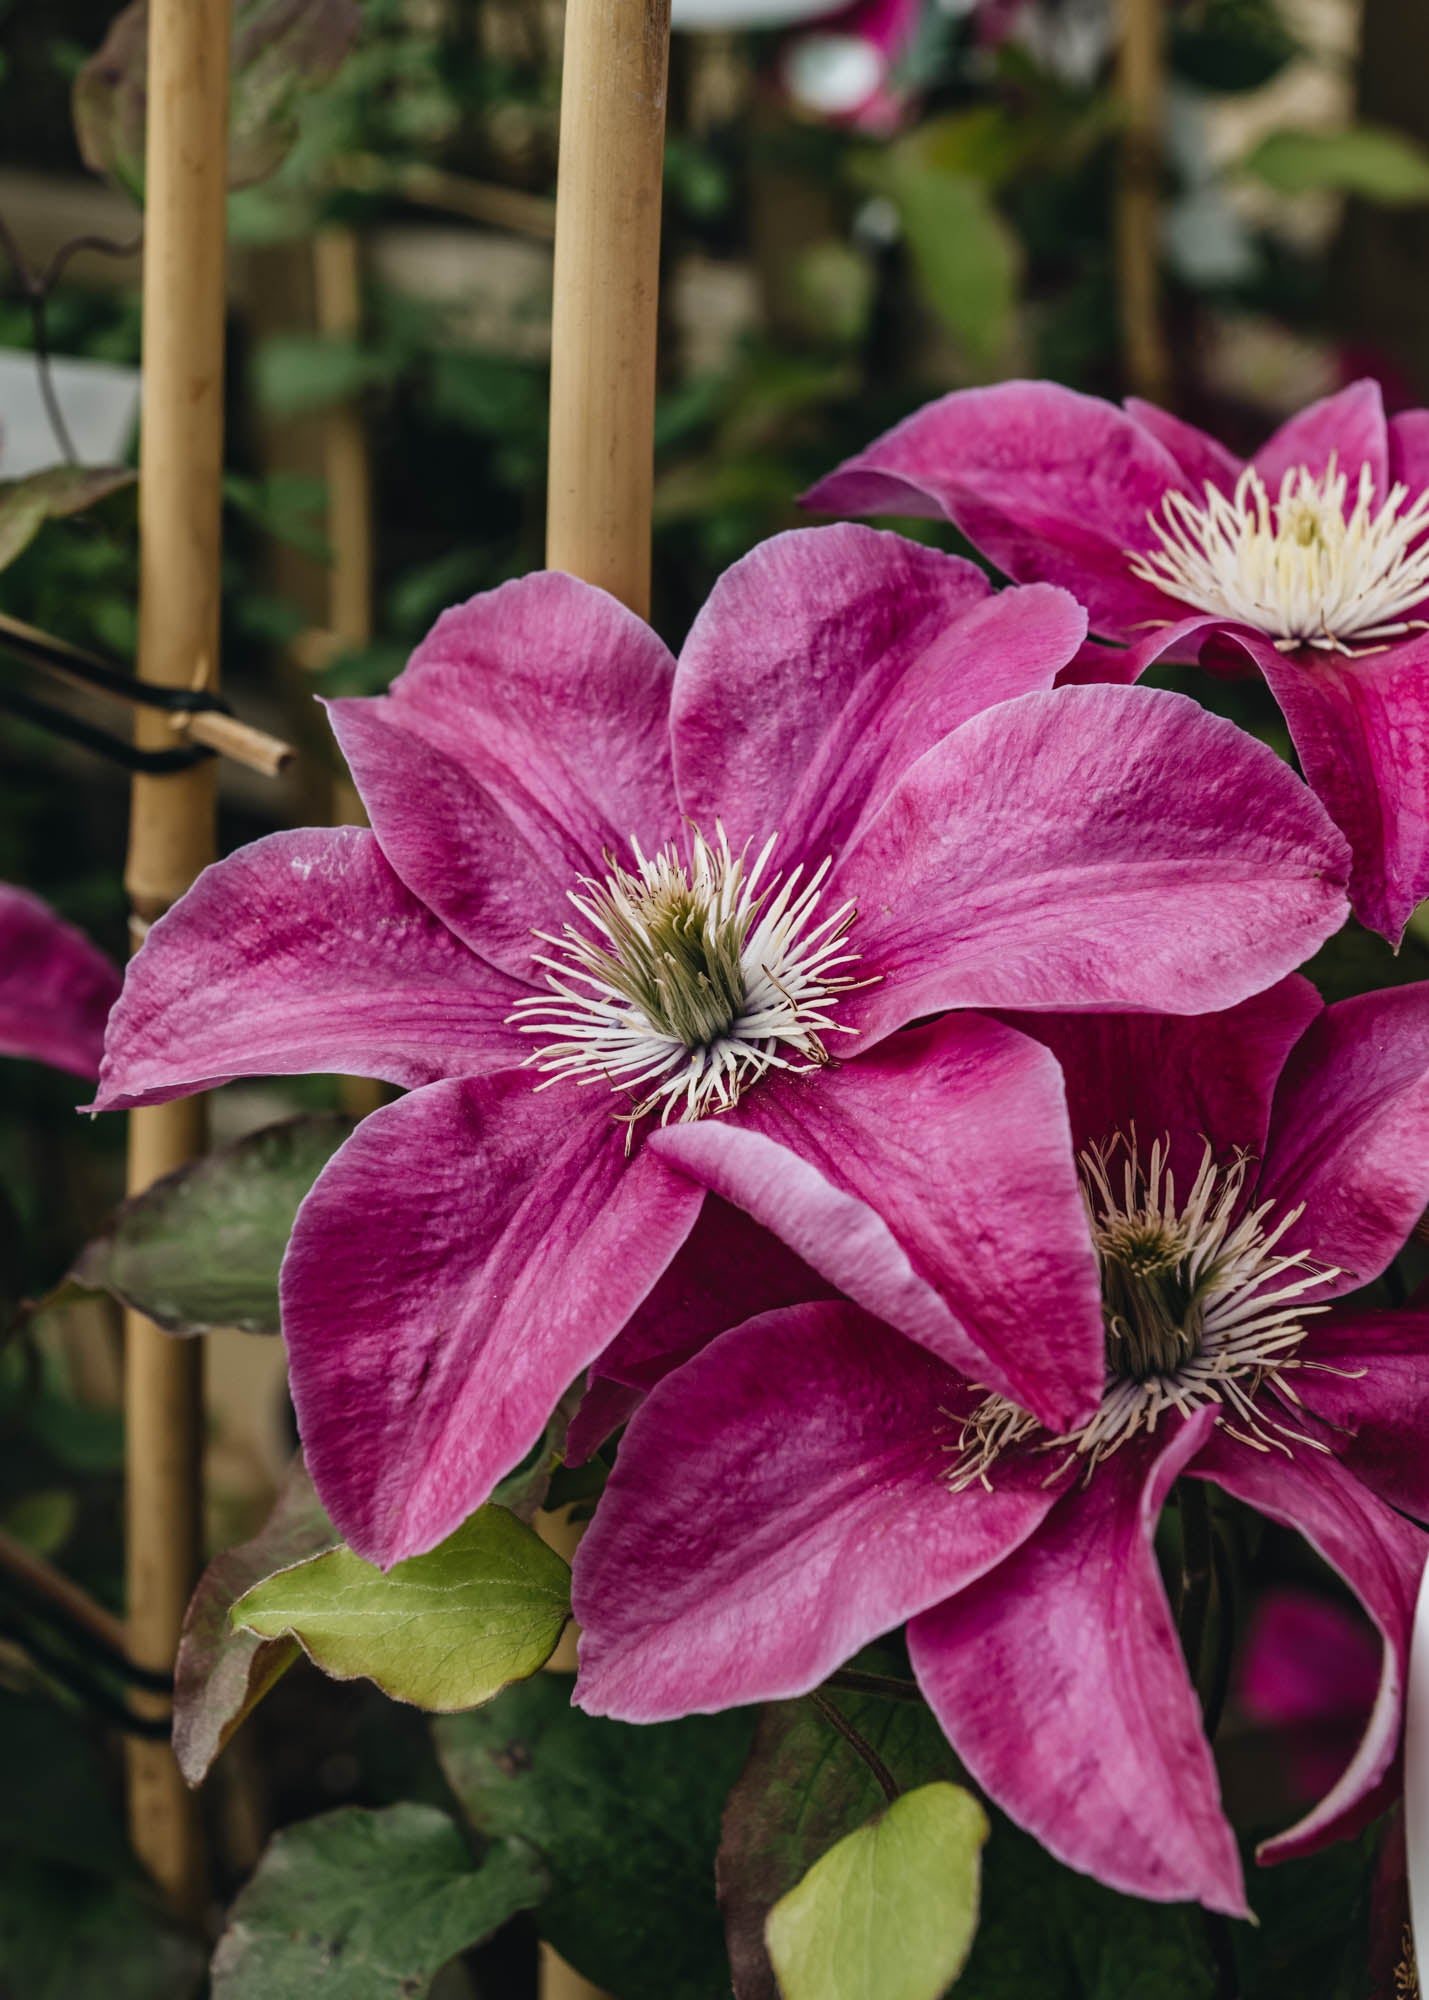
(2, 2, 1429, 1992)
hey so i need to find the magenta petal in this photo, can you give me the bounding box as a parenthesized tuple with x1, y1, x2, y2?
(1125, 399, 1242, 495)
(281, 1073, 703, 1565)
(1250, 634, 1429, 944)
(835, 683, 1350, 1040)
(1192, 1428, 1427, 1867)
(1389, 410, 1429, 494)
(600, 1195, 836, 1393)
(329, 572, 679, 972)
(652, 1014, 1104, 1431)
(572, 1301, 1060, 1720)
(570, 1200, 837, 1465)
(1260, 982, 1429, 1293)
(0, 885, 119, 1080)
(671, 524, 1084, 857)
(94, 828, 524, 1112)
(1253, 380, 1390, 497)
(803, 381, 1192, 640)
(1012, 977, 1322, 1188)
(1294, 1305, 1429, 1520)
(909, 1411, 1247, 1916)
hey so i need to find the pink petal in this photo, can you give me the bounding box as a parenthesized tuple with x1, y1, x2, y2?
(328, 572, 678, 974)
(1011, 977, 1322, 1190)
(1389, 409, 1429, 494)
(600, 1194, 836, 1392)
(1260, 982, 1429, 1293)
(833, 683, 1350, 1041)
(94, 828, 524, 1112)
(1251, 635, 1429, 945)
(1252, 380, 1390, 498)
(1192, 1428, 1427, 1866)
(569, 1200, 836, 1465)
(652, 1013, 1105, 1432)
(1240, 1587, 1383, 1730)
(909, 1410, 1248, 1916)
(0, 885, 119, 1080)
(803, 381, 1194, 640)
(671, 524, 1085, 859)
(572, 1300, 1060, 1720)
(1125, 398, 1242, 496)
(282, 1073, 704, 1565)
(565, 1376, 642, 1468)
(1294, 1304, 1429, 1520)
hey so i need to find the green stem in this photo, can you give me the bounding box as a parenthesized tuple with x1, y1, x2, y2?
(824, 1667, 923, 1704)
(808, 1689, 900, 1804)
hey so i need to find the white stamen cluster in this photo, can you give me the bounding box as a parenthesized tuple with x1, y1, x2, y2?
(1127, 457, 1429, 655)
(949, 1133, 1343, 1491)
(510, 825, 866, 1134)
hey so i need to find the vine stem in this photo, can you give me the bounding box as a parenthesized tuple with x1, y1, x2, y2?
(809, 1689, 901, 1805)
(1177, 1477, 1215, 1693)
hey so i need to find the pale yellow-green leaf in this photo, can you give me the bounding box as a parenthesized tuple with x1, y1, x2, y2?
(230, 1505, 570, 1711)
(766, 1782, 988, 2000)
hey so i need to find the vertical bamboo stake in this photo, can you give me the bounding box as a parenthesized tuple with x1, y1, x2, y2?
(312, 224, 386, 1122)
(543, 5, 670, 1995)
(1115, 0, 1171, 405)
(124, 0, 232, 1914)
(546, 0, 670, 620)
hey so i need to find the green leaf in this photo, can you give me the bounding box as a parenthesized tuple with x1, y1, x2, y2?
(74, 0, 360, 202)
(0, 1857, 203, 2000)
(1241, 125, 1429, 205)
(718, 1686, 962, 2000)
(209, 1805, 546, 1999)
(173, 1454, 337, 1785)
(874, 144, 1021, 374)
(767, 1783, 987, 2000)
(72, 1114, 351, 1335)
(0, 466, 135, 576)
(436, 1676, 755, 2000)
(231, 1505, 571, 1710)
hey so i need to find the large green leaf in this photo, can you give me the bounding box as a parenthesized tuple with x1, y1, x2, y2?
(209, 1805, 546, 1999)
(0, 1857, 203, 2000)
(719, 1689, 964, 2000)
(231, 1505, 570, 1710)
(173, 1454, 337, 1785)
(856, 121, 1024, 376)
(72, 1114, 351, 1335)
(74, 0, 360, 203)
(1242, 126, 1429, 205)
(767, 1782, 987, 2000)
(0, 467, 135, 576)
(436, 1675, 755, 2000)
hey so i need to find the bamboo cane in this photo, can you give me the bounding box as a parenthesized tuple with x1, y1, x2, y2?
(123, 0, 232, 1915)
(1115, 0, 1170, 405)
(312, 224, 387, 1121)
(542, 5, 671, 1994)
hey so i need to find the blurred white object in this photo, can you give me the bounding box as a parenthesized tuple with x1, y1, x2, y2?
(0, 349, 140, 479)
(1407, 1559, 1429, 1980)
(671, 0, 836, 28)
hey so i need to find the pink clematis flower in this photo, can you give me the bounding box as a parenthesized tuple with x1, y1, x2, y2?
(572, 976, 1429, 1914)
(806, 378, 1429, 943)
(0, 884, 119, 1079)
(95, 527, 1349, 1566)
(1238, 1587, 1382, 1810)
